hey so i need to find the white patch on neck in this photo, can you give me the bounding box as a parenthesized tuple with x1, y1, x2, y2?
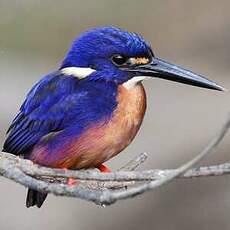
(61, 67, 96, 79)
(123, 76, 149, 89)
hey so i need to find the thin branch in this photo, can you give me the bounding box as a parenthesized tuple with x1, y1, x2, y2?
(118, 152, 148, 171)
(4, 151, 230, 181)
(105, 114, 230, 202)
(0, 114, 230, 205)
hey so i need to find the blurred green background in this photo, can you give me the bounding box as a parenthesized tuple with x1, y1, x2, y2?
(1, 0, 230, 229)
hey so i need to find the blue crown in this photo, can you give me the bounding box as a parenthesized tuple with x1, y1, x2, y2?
(61, 26, 152, 68)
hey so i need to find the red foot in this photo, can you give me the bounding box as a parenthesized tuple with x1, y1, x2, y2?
(97, 164, 112, 173)
(67, 178, 77, 186)
(63, 167, 77, 186)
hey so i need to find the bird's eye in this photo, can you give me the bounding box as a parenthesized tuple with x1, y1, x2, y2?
(111, 54, 128, 66)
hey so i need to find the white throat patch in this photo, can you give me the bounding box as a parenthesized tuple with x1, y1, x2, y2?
(61, 67, 96, 79)
(123, 76, 148, 89)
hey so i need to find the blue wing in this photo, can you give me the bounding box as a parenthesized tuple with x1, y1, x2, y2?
(3, 71, 83, 155)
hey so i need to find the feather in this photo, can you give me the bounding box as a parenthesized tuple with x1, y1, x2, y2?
(3, 71, 118, 156)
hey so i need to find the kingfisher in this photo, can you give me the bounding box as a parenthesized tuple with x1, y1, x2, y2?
(3, 26, 224, 208)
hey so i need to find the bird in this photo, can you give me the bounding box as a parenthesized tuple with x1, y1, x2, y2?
(2, 26, 224, 208)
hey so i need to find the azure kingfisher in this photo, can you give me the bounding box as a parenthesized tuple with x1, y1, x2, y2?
(3, 26, 224, 208)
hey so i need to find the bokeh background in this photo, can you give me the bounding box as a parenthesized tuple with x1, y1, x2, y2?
(1, 0, 230, 229)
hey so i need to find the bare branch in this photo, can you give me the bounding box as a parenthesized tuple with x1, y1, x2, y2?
(0, 114, 230, 205)
(118, 152, 148, 171)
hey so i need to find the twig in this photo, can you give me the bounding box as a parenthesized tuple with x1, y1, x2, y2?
(118, 152, 148, 171)
(0, 114, 230, 205)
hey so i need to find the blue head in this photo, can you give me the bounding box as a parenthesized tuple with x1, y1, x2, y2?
(61, 26, 153, 84)
(61, 26, 223, 90)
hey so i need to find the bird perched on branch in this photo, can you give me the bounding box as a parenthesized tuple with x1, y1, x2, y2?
(2, 26, 224, 208)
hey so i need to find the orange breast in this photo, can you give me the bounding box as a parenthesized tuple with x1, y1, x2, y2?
(68, 83, 147, 169)
(31, 83, 146, 169)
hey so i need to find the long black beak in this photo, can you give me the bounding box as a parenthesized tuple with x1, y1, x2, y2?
(129, 57, 225, 91)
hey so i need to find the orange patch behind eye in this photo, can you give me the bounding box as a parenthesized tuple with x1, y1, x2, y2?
(132, 57, 150, 65)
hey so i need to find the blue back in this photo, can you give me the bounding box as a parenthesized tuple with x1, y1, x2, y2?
(3, 72, 118, 155)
